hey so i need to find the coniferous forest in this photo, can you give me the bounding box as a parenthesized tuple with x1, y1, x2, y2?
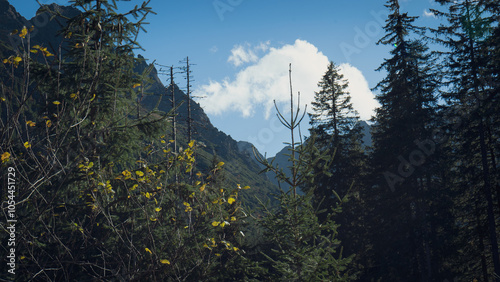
(0, 0, 499, 281)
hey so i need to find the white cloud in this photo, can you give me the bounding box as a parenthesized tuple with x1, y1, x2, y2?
(227, 42, 271, 67)
(338, 63, 379, 121)
(423, 9, 436, 18)
(227, 44, 259, 67)
(255, 41, 270, 52)
(210, 46, 218, 53)
(197, 39, 378, 121)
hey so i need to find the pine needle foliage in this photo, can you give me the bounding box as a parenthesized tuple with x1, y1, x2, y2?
(253, 64, 353, 281)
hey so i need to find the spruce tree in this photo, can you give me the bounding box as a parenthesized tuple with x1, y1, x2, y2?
(306, 61, 367, 272)
(367, 0, 440, 280)
(254, 64, 353, 281)
(431, 0, 500, 279)
(307, 61, 364, 208)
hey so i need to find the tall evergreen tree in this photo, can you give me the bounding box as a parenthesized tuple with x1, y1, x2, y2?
(366, 0, 441, 280)
(431, 0, 500, 279)
(254, 64, 353, 281)
(306, 61, 367, 272)
(307, 61, 364, 208)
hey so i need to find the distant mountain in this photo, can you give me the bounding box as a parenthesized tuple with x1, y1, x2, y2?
(358, 120, 372, 148)
(0, 0, 279, 209)
(257, 120, 373, 194)
(0, 0, 79, 57)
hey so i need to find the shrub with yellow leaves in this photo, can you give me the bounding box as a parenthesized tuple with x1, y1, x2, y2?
(0, 1, 253, 280)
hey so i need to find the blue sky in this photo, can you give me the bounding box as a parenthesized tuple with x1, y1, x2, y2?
(14, 0, 443, 156)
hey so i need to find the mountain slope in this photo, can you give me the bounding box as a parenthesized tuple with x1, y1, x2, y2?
(0, 0, 279, 210)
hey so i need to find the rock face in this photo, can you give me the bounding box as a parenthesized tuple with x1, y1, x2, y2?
(0, 0, 26, 48)
(1, 1, 79, 57)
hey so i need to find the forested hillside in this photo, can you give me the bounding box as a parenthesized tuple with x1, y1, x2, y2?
(1, 0, 499, 281)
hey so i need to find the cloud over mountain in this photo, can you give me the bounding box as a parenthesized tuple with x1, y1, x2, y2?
(197, 39, 378, 121)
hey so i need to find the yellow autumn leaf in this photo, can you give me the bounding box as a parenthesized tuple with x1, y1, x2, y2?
(19, 26, 27, 38)
(13, 56, 22, 63)
(53, 101, 61, 105)
(243, 186, 250, 190)
(211, 221, 220, 227)
(130, 184, 138, 191)
(230, 216, 236, 221)
(217, 161, 224, 167)
(43, 50, 54, 57)
(188, 140, 195, 148)
(122, 170, 131, 179)
(30, 49, 38, 53)
(1, 152, 11, 163)
(24, 141, 31, 149)
(150, 217, 157, 222)
(135, 171, 144, 177)
(26, 120, 35, 127)
(70, 93, 77, 99)
(145, 248, 152, 255)
(199, 184, 206, 192)
(132, 83, 141, 88)
(160, 259, 170, 265)
(0, 97, 5, 102)
(233, 247, 239, 251)
(155, 207, 162, 212)
(227, 197, 236, 205)
(45, 120, 52, 127)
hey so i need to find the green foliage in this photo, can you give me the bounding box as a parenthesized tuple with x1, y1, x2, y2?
(258, 192, 351, 281)
(306, 61, 368, 277)
(0, 1, 249, 280)
(253, 65, 353, 281)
